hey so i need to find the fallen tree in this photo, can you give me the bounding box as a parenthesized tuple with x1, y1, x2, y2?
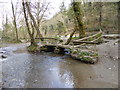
(35, 37, 63, 42)
(102, 34, 120, 39)
(27, 30, 103, 64)
(72, 29, 103, 45)
(39, 44, 98, 64)
(64, 29, 76, 45)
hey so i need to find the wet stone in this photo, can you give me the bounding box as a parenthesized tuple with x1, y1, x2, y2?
(1, 55, 7, 58)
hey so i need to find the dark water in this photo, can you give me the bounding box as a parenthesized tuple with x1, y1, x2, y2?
(1, 43, 118, 88)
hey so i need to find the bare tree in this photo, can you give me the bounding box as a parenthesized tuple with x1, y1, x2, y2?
(22, 1, 37, 46)
(33, 1, 50, 38)
(25, 2, 43, 41)
(2, 13, 5, 38)
(2, 14, 8, 38)
(11, 1, 19, 40)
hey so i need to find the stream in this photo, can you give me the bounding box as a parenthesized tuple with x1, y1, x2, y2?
(0, 41, 118, 88)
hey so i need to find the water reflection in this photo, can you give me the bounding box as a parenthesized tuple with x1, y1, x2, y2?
(24, 53, 74, 88)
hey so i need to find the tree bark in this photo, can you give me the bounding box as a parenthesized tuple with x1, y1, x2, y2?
(25, 2, 43, 41)
(11, 1, 19, 40)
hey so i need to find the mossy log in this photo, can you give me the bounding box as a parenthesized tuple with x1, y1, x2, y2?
(70, 49, 98, 64)
(39, 44, 98, 64)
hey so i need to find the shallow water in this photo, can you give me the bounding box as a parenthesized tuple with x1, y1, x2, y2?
(1, 42, 118, 88)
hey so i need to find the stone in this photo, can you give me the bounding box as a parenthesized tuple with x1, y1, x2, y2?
(1, 55, 7, 58)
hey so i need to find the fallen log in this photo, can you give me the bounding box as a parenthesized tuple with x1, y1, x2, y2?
(73, 36, 103, 45)
(39, 44, 98, 64)
(20, 37, 63, 43)
(64, 29, 76, 45)
(103, 34, 120, 39)
(73, 29, 102, 42)
(35, 37, 63, 42)
(70, 49, 98, 64)
(72, 29, 103, 45)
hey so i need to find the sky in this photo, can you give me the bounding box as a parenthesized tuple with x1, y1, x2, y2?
(0, 0, 71, 29)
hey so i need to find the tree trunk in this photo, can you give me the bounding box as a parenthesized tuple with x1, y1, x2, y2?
(64, 29, 76, 45)
(35, 2, 50, 38)
(11, 1, 19, 41)
(37, 2, 40, 28)
(72, 1, 85, 38)
(22, 1, 37, 46)
(88, 2, 92, 28)
(98, 2, 102, 29)
(118, 1, 120, 34)
(25, 2, 43, 41)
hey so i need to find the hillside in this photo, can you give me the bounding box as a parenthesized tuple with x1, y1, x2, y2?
(41, 2, 118, 38)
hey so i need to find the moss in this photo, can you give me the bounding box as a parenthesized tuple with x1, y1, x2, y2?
(83, 51, 98, 56)
(92, 53, 99, 57)
(79, 51, 91, 56)
(71, 50, 78, 54)
(87, 37, 93, 41)
(81, 56, 92, 61)
(72, 36, 80, 40)
(40, 47, 48, 51)
(71, 49, 98, 64)
(27, 45, 39, 52)
(55, 36, 60, 40)
(96, 33, 102, 38)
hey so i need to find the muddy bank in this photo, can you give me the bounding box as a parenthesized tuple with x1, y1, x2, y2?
(1, 40, 118, 88)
